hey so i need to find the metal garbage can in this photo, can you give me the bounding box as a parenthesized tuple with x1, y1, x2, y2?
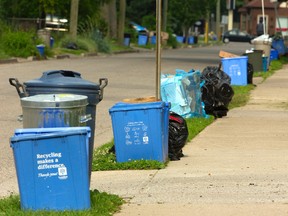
(252, 39, 272, 67)
(20, 94, 90, 128)
(9, 70, 108, 182)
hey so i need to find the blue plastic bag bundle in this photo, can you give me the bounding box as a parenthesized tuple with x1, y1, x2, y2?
(161, 69, 207, 118)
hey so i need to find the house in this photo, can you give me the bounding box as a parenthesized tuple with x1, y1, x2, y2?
(239, 0, 288, 36)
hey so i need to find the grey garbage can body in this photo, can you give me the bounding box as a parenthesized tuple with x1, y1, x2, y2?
(246, 50, 263, 72)
(11, 70, 108, 182)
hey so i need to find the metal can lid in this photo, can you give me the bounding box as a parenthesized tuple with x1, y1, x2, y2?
(20, 94, 88, 108)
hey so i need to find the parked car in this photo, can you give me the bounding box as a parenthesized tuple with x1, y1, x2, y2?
(222, 29, 255, 43)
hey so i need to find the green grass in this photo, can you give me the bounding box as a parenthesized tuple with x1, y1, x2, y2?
(253, 56, 286, 80)
(229, 85, 255, 109)
(92, 141, 166, 171)
(0, 190, 123, 216)
(185, 116, 215, 141)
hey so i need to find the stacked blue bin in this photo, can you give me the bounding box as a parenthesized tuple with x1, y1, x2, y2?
(221, 56, 248, 86)
(10, 127, 91, 211)
(109, 101, 170, 163)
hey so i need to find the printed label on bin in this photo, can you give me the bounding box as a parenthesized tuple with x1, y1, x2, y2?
(228, 64, 241, 77)
(124, 121, 149, 145)
(37, 152, 68, 180)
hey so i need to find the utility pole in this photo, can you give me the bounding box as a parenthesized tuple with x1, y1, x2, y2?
(156, 0, 162, 100)
(70, 0, 79, 39)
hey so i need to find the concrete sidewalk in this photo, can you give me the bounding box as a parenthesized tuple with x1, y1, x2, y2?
(90, 65, 288, 216)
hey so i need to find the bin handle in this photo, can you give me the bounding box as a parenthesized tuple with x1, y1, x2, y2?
(79, 114, 92, 123)
(9, 78, 28, 98)
(17, 114, 23, 122)
(99, 78, 108, 101)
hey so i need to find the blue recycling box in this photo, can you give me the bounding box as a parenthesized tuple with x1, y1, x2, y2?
(10, 128, 91, 211)
(176, 36, 184, 43)
(109, 101, 170, 163)
(270, 48, 278, 61)
(188, 36, 194, 44)
(138, 35, 148, 46)
(221, 56, 248, 86)
(150, 35, 156, 45)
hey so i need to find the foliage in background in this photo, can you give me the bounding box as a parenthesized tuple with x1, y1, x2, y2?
(59, 35, 97, 53)
(126, 0, 155, 26)
(168, 0, 207, 37)
(0, 190, 123, 216)
(78, 15, 111, 53)
(0, 30, 41, 58)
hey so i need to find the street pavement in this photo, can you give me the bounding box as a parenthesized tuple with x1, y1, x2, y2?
(90, 65, 288, 215)
(0, 48, 288, 215)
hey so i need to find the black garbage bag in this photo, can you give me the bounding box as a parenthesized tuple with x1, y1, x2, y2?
(168, 112, 189, 161)
(201, 65, 234, 118)
(247, 62, 254, 84)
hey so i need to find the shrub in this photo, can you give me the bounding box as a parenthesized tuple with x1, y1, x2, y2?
(1, 30, 40, 58)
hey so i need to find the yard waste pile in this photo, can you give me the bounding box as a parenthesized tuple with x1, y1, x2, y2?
(200, 65, 234, 118)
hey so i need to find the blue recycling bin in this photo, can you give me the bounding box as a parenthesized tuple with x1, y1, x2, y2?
(221, 56, 248, 86)
(176, 36, 184, 43)
(50, 37, 54, 48)
(36, 44, 45, 57)
(123, 37, 130, 46)
(270, 48, 279, 61)
(109, 101, 170, 163)
(188, 36, 194, 44)
(272, 39, 286, 55)
(10, 128, 91, 211)
(150, 35, 156, 45)
(262, 56, 268, 72)
(138, 35, 148, 46)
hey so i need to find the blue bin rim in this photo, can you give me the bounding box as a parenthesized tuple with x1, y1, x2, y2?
(10, 128, 90, 144)
(222, 56, 248, 60)
(109, 101, 170, 113)
(14, 127, 91, 136)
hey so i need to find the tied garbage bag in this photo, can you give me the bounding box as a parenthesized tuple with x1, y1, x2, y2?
(161, 69, 207, 118)
(168, 112, 189, 161)
(201, 65, 234, 118)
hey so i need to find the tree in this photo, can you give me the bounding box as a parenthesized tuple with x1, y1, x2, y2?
(101, 0, 117, 39)
(70, 0, 79, 39)
(169, 0, 207, 39)
(118, 0, 126, 45)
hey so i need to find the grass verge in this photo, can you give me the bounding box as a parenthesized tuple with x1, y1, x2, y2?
(0, 190, 123, 216)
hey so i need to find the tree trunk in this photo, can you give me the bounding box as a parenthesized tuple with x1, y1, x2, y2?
(118, 0, 126, 45)
(69, 0, 79, 39)
(100, 3, 110, 37)
(101, 0, 117, 39)
(162, 0, 168, 32)
(109, 0, 117, 39)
